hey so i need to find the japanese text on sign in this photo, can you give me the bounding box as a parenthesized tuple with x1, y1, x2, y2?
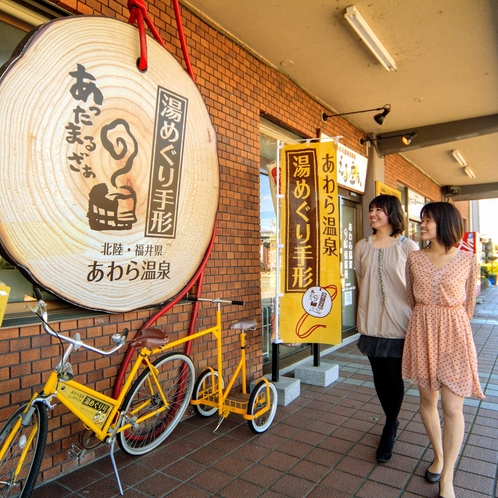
(284, 149, 339, 293)
(66, 64, 101, 179)
(146, 87, 188, 238)
(86, 242, 170, 282)
(285, 149, 319, 292)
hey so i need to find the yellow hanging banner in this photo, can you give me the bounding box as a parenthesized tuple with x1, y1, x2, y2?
(0, 283, 10, 327)
(279, 141, 342, 345)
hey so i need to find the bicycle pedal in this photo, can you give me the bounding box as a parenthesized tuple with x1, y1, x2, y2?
(67, 443, 86, 463)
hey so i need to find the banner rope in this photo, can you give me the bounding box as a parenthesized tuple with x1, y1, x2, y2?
(127, 0, 167, 71)
(127, 0, 196, 82)
(113, 1, 209, 398)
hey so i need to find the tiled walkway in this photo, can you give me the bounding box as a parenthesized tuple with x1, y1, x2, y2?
(34, 286, 498, 498)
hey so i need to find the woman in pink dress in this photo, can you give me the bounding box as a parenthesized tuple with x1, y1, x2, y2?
(402, 202, 484, 498)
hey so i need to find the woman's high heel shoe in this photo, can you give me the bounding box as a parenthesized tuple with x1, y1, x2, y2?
(425, 461, 441, 484)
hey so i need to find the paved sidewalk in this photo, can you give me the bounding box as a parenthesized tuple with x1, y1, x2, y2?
(34, 286, 498, 498)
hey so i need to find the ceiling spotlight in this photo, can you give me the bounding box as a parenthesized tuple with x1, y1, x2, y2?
(322, 104, 391, 124)
(451, 149, 467, 167)
(344, 5, 397, 72)
(401, 131, 418, 145)
(464, 166, 476, 179)
(360, 130, 418, 146)
(373, 105, 391, 125)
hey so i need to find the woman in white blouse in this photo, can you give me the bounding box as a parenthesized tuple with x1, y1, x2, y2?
(354, 195, 418, 462)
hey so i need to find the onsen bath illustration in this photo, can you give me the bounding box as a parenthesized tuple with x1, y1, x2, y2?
(88, 118, 138, 231)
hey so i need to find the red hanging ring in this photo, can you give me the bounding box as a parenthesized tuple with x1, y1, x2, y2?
(127, 0, 196, 81)
(128, 0, 168, 71)
(172, 0, 196, 82)
(128, 0, 149, 71)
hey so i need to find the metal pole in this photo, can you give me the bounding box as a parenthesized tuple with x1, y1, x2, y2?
(271, 343, 280, 382)
(313, 343, 320, 367)
(271, 140, 284, 383)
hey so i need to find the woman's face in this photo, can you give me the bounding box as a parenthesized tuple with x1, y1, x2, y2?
(368, 205, 390, 230)
(420, 213, 437, 242)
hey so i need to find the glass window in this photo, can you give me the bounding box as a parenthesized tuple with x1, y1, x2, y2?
(408, 221, 422, 246)
(260, 170, 276, 361)
(0, 1, 89, 325)
(0, 21, 25, 66)
(340, 197, 359, 336)
(0, 0, 66, 66)
(397, 182, 429, 248)
(259, 118, 308, 365)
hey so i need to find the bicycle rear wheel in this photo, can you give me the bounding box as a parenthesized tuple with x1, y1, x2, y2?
(0, 402, 48, 498)
(117, 352, 195, 456)
(247, 381, 277, 434)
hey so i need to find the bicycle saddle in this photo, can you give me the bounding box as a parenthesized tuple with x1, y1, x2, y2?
(229, 318, 257, 330)
(130, 327, 169, 348)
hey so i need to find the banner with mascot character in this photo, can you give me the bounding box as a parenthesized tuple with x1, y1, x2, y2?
(279, 141, 341, 345)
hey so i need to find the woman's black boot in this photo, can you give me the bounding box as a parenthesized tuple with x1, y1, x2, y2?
(376, 419, 399, 462)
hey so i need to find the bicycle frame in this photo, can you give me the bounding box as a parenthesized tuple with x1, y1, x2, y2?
(186, 300, 273, 423)
(160, 302, 226, 409)
(213, 325, 249, 415)
(37, 297, 260, 432)
(146, 298, 252, 418)
(23, 342, 170, 442)
(25, 299, 231, 438)
(14, 298, 234, 441)
(0, 296, 250, 498)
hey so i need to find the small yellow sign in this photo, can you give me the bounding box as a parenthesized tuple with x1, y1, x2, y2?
(0, 283, 11, 327)
(375, 181, 401, 199)
(57, 383, 112, 429)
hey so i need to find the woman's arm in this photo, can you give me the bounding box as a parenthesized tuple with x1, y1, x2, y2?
(465, 256, 479, 319)
(353, 239, 365, 285)
(405, 254, 415, 309)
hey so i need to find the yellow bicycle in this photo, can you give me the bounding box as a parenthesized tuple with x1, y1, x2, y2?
(0, 290, 195, 497)
(0, 293, 277, 497)
(188, 297, 277, 433)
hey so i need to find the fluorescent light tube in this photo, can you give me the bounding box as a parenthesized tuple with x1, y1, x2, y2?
(451, 149, 467, 167)
(344, 6, 397, 72)
(464, 166, 476, 179)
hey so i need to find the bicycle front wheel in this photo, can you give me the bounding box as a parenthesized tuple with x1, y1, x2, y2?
(247, 381, 278, 434)
(0, 402, 48, 498)
(192, 369, 222, 417)
(117, 352, 195, 456)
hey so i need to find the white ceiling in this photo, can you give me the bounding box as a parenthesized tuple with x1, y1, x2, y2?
(182, 0, 498, 199)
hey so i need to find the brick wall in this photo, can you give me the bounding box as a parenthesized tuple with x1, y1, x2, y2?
(1, 0, 439, 484)
(453, 200, 470, 230)
(385, 155, 475, 225)
(384, 153, 441, 201)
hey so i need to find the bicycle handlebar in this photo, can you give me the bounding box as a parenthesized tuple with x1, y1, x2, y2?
(185, 296, 245, 306)
(30, 288, 128, 356)
(34, 287, 44, 301)
(29, 288, 244, 355)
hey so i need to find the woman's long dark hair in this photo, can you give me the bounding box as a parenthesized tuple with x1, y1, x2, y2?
(369, 194, 405, 236)
(421, 202, 463, 251)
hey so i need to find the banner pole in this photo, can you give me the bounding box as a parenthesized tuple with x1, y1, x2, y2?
(271, 139, 285, 382)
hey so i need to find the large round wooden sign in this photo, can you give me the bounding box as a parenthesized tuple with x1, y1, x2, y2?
(0, 16, 219, 312)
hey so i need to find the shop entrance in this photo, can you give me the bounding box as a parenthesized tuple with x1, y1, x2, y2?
(340, 193, 362, 338)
